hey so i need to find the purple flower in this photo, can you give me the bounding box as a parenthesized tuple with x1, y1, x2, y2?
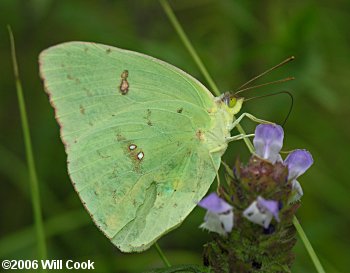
(257, 196, 280, 222)
(243, 196, 280, 228)
(284, 149, 314, 202)
(198, 193, 234, 235)
(253, 124, 284, 163)
(284, 149, 314, 180)
(198, 192, 233, 213)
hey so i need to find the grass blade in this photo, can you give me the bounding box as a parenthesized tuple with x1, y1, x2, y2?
(159, 0, 220, 97)
(154, 242, 171, 268)
(7, 26, 47, 262)
(293, 217, 326, 273)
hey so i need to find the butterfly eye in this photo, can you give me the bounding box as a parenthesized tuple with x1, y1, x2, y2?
(229, 97, 237, 108)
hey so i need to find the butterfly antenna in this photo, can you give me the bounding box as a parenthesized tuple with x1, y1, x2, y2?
(234, 76, 295, 95)
(244, 90, 294, 127)
(235, 56, 295, 92)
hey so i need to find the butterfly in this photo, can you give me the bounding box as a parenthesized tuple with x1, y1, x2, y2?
(39, 42, 262, 252)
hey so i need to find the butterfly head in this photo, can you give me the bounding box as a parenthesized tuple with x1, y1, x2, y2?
(221, 92, 244, 114)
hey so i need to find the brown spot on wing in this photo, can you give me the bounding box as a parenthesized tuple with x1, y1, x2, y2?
(196, 129, 205, 141)
(79, 105, 85, 114)
(97, 150, 111, 159)
(83, 87, 93, 96)
(122, 142, 145, 173)
(67, 74, 80, 84)
(116, 133, 126, 141)
(119, 70, 129, 95)
(144, 109, 152, 126)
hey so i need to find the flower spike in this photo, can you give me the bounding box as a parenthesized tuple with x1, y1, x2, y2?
(203, 124, 314, 271)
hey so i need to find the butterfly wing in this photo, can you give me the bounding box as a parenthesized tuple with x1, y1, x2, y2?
(39, 42, 231, 252)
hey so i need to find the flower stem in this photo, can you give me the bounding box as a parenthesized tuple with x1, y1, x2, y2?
(8, 26, 47, 264)
(154, 242, 171, 267)
(293, 217, 326, 273)
(159, 1, 326, 272)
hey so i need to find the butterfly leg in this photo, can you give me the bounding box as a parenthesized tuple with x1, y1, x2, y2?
(208, 132, 254, 190)
(231, 112, 273, 129)
(226, 133, 255, 143)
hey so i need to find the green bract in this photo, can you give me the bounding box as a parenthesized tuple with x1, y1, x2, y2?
(39, 42, 241, 252)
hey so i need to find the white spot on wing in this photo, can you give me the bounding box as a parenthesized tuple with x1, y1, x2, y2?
(137, 152, 144, 161)
(129, 144, 137, 151)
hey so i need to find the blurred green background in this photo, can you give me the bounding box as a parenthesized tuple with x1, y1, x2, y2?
(1, 0, 349, 272)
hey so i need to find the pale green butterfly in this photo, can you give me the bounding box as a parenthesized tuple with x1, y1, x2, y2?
(39, 42, 264, 252)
